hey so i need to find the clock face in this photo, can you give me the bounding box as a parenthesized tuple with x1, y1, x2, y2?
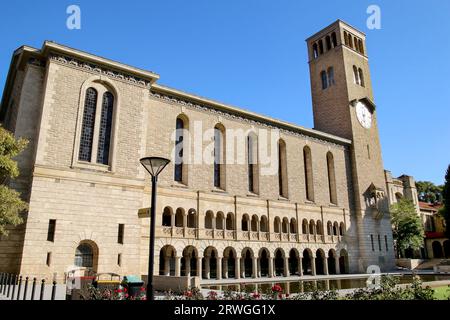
(356, 101, 372, 129)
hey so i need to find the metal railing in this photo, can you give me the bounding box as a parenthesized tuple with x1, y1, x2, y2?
(0, 273, 59, 300)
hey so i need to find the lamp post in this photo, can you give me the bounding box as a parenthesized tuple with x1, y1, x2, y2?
(140, 157, 170, 301)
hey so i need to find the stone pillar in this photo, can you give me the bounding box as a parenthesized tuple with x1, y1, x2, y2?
(205, 257, 210, 279)
(268, 258, 274, 278)
(323, 257, 329, 275)
(183, 214, 187, 228)
(241, 258, 246, 278)
(171, 214, 175, 227)
(335, 258, 341, 275)
(252, 258, 258, 278)
(311, 257, 316, 276)
(223, 258, 228, 279)
(164, 257, 170, 276)
(217, 257, 222, 280)
(186, 257, 191, 277)
(197, 257, 202, 279)
(235, 258, 241, 279)
(284, 257, 290, 277)
(175, 256, 181, 277)
(298, 257, 303, 277)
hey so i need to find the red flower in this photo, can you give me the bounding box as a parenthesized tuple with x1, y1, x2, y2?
(123, 288, 127, 293)
(252, 292, 260, 299)
(125, 294, 129, 299)
(117, 289, 122, 293)
(271, 284, 283, 293)
(140, 287, 146, 292)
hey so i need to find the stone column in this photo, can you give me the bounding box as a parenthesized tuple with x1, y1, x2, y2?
(171, 214, 175, 227)
(335, 257, 341, 275)
(284, 257, 290, 277)
(323, 257, 329, 275)
(175, 256, 181, 277)
(311, 257, 316, 276)
(235, 258, 241, 279)
(217, 257, 222, 280)
(223, 258, 228, 279)
(164, 257, 170, 276)
(183, 214, 187, 228)
(298, 257, 303, 277)
(197, 257, 202, 279)
(186, 257, 191, 277)
(252, 258, 258, 278)
(241, 258, 246, 278)
(205, 257, 210, 279)
(268, 258, 274, 278)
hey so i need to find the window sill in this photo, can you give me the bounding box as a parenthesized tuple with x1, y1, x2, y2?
(171, 182, 188, 189)
(278, 196, 289, 201)
(246, 192, 259, 198)
(72, 161, 112, 173)
(211, 188, 227, 194)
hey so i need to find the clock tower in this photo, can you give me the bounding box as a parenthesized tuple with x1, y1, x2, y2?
(307, 20, 395, 272)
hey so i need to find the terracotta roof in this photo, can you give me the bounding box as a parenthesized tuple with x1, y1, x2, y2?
(419, 201, 443, 211)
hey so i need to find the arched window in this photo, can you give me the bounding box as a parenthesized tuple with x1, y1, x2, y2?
(79, 88, 98, 162)
(331, 32, 337, 47)
(175, 208, 184, 227)
(339, 222, 345, 236)
(242, 214, 250, 231)
(282, 218, 289, 234)
(321, 70, 328, 90)
(75, 243, 94, 268)
(358, 39, 364, 54)
(226, 213, 234, 230)
(318, 40, 324, 55)
(96, 92, 114, 165)
(302, 219, 308, 234)
(205, 211, 214, 229)
(327, 152, 337, 205)
(174, 117, 185, 182)
(309, 220, 315, 235)
(303, 146, 314, 201)
(313, 43, 319, 59)
(214, 124, 225, 189)
(274, 217, 281, 233)
(187, 209, 196, 228)
(344, 31, 349, 46)
(260, 216, 268, 232)
(278, 139, 288, 198)
(290, 218, 297, 234)
(327, 221, 333, 235)
(327, 67, 335, 87)
(162, 207, 172, 227)
(251, 215, 258, 232)
(216, 212, 224, 230)
(325, 36, 332, 51)
(353, 65, 360, 85)
(247, 133, 258, 193)
(354, 37, 358, 50)
(348, 34, 353, 48)
(333, 222, 339, 236)
(358, 68, 365, 87)
(316, 220, 323, 235)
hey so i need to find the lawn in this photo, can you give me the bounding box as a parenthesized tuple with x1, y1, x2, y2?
(433, 286, 450, 300)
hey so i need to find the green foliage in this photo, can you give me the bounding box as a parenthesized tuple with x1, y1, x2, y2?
(0, 126, 28, 236)
(443, 165, 450, 238)
(390, 198, 424, 252)
(416, 181, 443, 204)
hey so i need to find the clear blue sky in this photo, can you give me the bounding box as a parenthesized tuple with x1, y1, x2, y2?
(1, 0, 449, 185)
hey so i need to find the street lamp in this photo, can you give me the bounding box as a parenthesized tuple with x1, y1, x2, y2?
(140, 156, 170, 301)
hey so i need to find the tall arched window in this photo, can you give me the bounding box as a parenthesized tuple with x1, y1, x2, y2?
(247, 133, 258, 193)
(174, 117, 185, 182)
(97, 92, 114, 165)
(358, 39, 364, 54)
(331, 32, 337, 47)
(327, 67, 335, 87)
(327, 152, 337, 205)
(318, 40, 324, 54)
(353, 65, 360, 85)
(75, 243, 94, 268)
(344, 31, 349, 46)
(303, 146, 314, 202)
(313, 43, 319, 59)
(325, 36, 331, 51)
(79, 88, 98, 162)
(321, 70, 328, 90)
(214, 124, 225, 189)
(348, 34, 353, 48)
(278, 139, 288, 198)
(358, 68, 365, 87)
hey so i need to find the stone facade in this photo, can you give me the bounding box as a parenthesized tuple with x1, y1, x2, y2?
(0, 20, 396, 282)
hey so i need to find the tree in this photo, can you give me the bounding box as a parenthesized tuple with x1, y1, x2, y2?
(416, 181, 443, 203)
(0, 126, 28, 236)
(390, 198, 424, 257)
(443, 165, 450, 239)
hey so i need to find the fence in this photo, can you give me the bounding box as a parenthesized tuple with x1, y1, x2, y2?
(0, 273, 66, 300)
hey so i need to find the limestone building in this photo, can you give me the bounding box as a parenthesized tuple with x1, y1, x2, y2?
(0, 20, 397, 282)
